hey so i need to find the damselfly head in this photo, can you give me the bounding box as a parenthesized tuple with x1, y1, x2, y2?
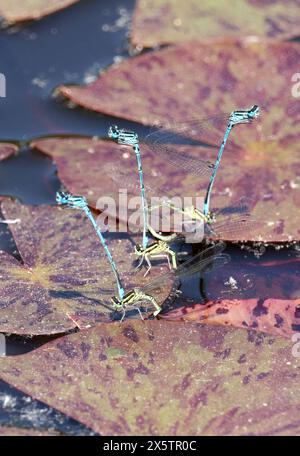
(56, 190, 87, 210)
(205, 211, 216, 224)
(108, 125, 120, 140)
(230, 105, 261, 126)
(56, 190, 70, 206)
(111, 295, 122, 309)
(134, 244, 144, 255)
(248, 105, 260, 119)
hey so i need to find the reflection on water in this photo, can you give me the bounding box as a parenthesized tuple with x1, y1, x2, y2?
(0, 380, 97, 435)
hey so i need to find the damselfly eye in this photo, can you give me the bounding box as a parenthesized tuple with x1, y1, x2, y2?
(56, 191, 68, 205)
(108, 125, 119, 138)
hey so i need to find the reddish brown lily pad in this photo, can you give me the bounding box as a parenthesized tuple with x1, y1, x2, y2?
(163, 253, 300, 338)
(31, 135, 214, 211)
(57, 41, 300, 242)
(0, 200, 171, 335)
(131, 0, 300, 47)
(58, 41, 300, 129)
(32, 136, 295, 242)
(163, 298, 300, 339)
(0, 142, 17, 161)
(0, 0, 79, 24)
(0, 426, 59, 436)
(0, 320, 299, 435)
(31, 137, 124, 209)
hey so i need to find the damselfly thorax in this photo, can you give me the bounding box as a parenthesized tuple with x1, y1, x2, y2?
(134, 239, 178, 277)
(111, 289, 161, 322)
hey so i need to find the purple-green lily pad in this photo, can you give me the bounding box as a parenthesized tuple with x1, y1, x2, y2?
(0, 426, 59, 436)
(0, 320, 299, 435)
(131, 0, 300, 47)
(0, 200, 171, 335)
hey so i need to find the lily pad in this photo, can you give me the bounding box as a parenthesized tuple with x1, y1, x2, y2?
(131, 0, 300, 47)
(163, 250, 300, 337)
(31, 135, 214, 212)
(0, 0, 79, 24)
(0, 200, 171, 335)
(32, 136, 294, 242)
(0, 142, 17, 161)
(0, 426, 58, 436)
(0, 320, 299, 435)
(57, 41, 300, 241)
(31, 137, 125, 209)
(58, 41, 300, 130)
(163, 298, 300, 338)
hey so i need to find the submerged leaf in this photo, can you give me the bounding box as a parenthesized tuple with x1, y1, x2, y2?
(0, 321, 299, 435)
(0, 200, 171, 335)
(0, 0, 79, 23)
(131, 0, 300, 46)
(163, 252, 300, 337)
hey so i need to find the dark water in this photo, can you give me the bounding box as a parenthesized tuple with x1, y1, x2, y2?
(0, 0, 299, 435)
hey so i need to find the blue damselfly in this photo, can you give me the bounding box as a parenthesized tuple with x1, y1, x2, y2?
(108, 105, 260, 245)
(56, 190, 125, 300)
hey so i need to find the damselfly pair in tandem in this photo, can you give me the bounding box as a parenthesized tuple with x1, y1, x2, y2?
(57, 190, 231, 321)
(56, 105, 260, 321)
(107, 105, 261, 272)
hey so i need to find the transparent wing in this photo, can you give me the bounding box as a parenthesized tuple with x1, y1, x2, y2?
(141, 242, 230, 294)
(104, 163, 195, 236)
(142, 139, 215, 177)
(145, 113, 229, 147)
(208, 216, 259, 240)
(207, 197, 262, 240)
(104, 163, 162, 198)
(213, 196, 253, 217)
(142, 112, 235, 177)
